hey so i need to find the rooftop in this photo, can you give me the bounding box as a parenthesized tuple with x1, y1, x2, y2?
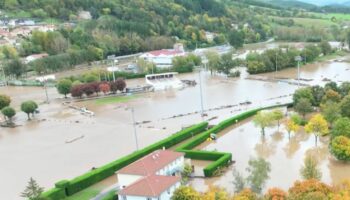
(118, 175, 180, 197)
(117, 150, 184, 176)
(143, 49, 184, 57)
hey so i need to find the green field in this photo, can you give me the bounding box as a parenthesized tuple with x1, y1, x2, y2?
(292, 17, 337, 28)
(313, 12, 350, 21)
(94, 95, 138, 105)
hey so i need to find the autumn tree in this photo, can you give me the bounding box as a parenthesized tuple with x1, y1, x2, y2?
(70, 85, 84, 98)
(264, 188, 287, 200)
(201, 186, 229, 200)
(0, 94, 11, 110)
(330, 136, 350, 161)
(21, 177, 44, 200)
(21, 101, 38, 120)
(171, 186, 201, 200)
(181, 163, 193, 184)
(56, 79, 72, 98)
(253, 111, 274, 136)
(305, 114, 329, 146)
(288, 180, 332, 200)
(99, 83, 110, 95)
(232, 189, 257, 200)
(285, 119, 299, 140)
(300, 155, 322, 180)
(321, 89, 341, 103)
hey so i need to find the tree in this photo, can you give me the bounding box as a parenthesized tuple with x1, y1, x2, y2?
(84, 74, 99, 83)
(332, 117, 350, 138)
(253, 111, 273, 136)
(288, 180, 332, 200)
(340, 95, 350, 118)
(330, 136, 350, 161)
(300, 155, 322, 180)
(171, 186, 201, 200)
(321, 89, 341, 103)
(21, 101, 38, 120)
(246, 157, 271, 194)
(271, 109, 284, 130)
(181, 163, 193, 184)
(295, 98, 313, 119)
(1, 106, 16, 123)
(233, 170, 246, 193)
(228, 29, 245, 49)
(99, 83, 110, 95)
(201, 186, 229, 200)
(285, 119, 299, 140)
(264, 188, 287, 200)
(319, 41, 332, 55)
(293, 87, 315, 106)
(320, 101, 341, 126)
(339, 81, 350, 97)
(232, 189, 257, 200)
(115, 78, 126, 92)
(305, 114, 329, 146)
(204, 51, 220, 75)
(82, 83, 95, 96)
(4, 58, 26, 78)
(21, 177, 44, 200)
(70, 85, 84, 98)
(311, 85, 325, 106)
(0, 94, 11, 110)
(56, 79, 72, 98)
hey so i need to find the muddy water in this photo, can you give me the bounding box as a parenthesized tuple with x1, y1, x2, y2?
(190, 119, 350, 194)
(0, 56, 350, 199)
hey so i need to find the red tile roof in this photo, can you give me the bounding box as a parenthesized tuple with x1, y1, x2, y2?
(118, 150, 184, 176)
(118, 175, 180, 197)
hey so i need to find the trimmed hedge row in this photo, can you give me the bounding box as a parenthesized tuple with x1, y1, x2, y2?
(176, 103, 292, 177)
(40, 188, 66, 200)
(41, 122, 208, 199)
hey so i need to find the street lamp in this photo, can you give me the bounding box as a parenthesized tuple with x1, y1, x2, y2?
(295, 56, 302, 87)
(198, 67, 205, 119)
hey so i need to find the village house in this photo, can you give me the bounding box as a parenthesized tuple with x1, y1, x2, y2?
(25, 53, 49, 63)
(117, 150, 185, 200)
(139, 44, 186, 68)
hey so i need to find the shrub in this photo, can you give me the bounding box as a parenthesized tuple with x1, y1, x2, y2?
(0, 94, 11, 110)
(288, 180, 332, 200)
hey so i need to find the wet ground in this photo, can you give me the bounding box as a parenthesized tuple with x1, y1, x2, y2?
(1, 52, 350, 199)
(190, 118, 350, 193)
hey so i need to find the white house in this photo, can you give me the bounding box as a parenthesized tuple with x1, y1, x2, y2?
(117, 150, 185, 200)
(139, 44, 186, 68)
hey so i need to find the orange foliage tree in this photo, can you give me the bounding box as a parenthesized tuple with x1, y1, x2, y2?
(264, 188, 287, 200)
(288, 179, 333, 200)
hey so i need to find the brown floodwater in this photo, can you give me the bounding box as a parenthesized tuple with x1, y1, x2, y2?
(1, 53, 350, 199)
(189, 118, 350, 194)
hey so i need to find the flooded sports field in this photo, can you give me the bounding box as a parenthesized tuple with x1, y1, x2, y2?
(1, 54, 350, 199)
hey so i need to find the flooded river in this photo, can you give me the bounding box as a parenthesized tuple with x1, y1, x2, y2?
(1, 53, 350, 199)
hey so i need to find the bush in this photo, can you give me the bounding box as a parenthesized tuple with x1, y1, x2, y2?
(330, 136, 350, 161)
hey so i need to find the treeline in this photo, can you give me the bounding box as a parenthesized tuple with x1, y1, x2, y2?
(246, 41, 333, 74)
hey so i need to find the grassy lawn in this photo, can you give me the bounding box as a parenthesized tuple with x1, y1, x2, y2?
(65, 188, 101, 200)
(316, 13, 350, 21)
(292, 17, 337, 28)
(95, 95, 138, 105)
(315, 50, 347, 62)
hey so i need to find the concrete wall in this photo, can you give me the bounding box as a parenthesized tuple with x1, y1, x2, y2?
(117, 174, 143, 188)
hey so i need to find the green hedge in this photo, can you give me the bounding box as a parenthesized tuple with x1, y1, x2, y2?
(101, 191, 118, 200)
(41, 188, 66, 200)
(42, 122, 208, 198)
(203, 153, 232, 177)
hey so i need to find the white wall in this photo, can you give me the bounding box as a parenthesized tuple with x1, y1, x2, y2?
(156, 156, 184, 176)
(117, 174, 143, 188)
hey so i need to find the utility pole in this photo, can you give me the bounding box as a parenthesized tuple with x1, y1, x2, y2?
(112, 60, 116, 82)
(295, 56, 302, 88)
(198, 68, 204, 119)
(44, 80, 49, 103)
(275, 51, 278, 79)
(131, 108, 139, 151)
